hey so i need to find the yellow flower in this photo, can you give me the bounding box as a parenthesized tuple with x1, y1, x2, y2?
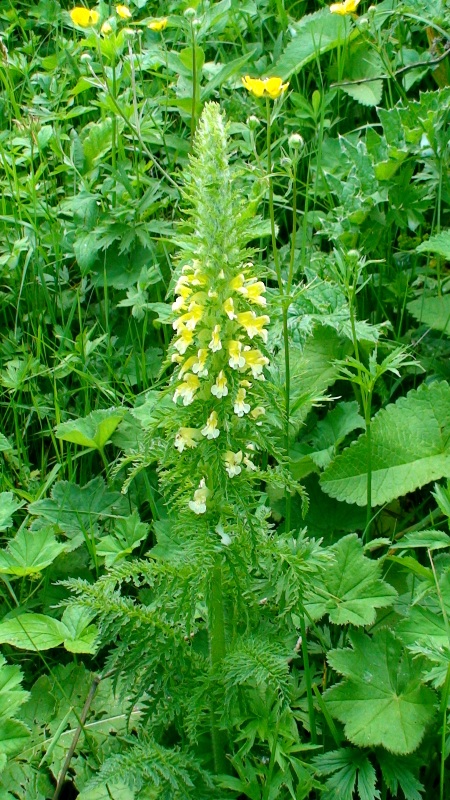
(223, 297, 236, 320)
(234, 388, 251, 417)
(201, 410, 220, 440)
(242, 75, 289, 99)
(208, 324, 222, 352)
(242, 347, 269, 379)
(329, 0, 361, 14)
(224, 450, 243, 478)
(173, 301, 204, 332)
(238, 280, 266, 307)
(116, 4, 131, 19)
(188, 478, 209, 514)
(173, 324, 194, 355)
(70, 7, 100, 26)
(228, 340, 245, 369)
(236, 311, 270, 343)
(101, 20, 112, 34)
(174, 427, 201, 453)
(211, 370, 228, 399)
(173, 373, 200, 406)
(148, 17, 168, 31)
(191, 348, 208, 377)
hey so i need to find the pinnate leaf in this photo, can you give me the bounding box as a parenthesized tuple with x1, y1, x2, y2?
(305, 534, 397, 626)
(324, 629, 437, 754)
(321, 381, 450, 506)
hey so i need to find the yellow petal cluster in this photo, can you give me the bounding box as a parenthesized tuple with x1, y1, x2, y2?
(329, 0, 360, 14)
(148, 18, 168, 31)
(116, 4, 132, 19)
(70, 7, 100, 26)
(242, 75, 289, 99)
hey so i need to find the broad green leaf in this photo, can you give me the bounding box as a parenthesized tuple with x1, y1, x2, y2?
(310, 401, 365, 469)
(0, 434, 12, 452)
(0, 720, 30, 757)
(96, 511, 148, 567)
(55, 408, 125, 451)
(324, 629, 437, 754)
(82, 118, 114, 171)
(273, 9, 353, 80)
(321, 381, 450, 506)
(0, 492, 24, 532)
(60, 606, 98, 654)
(407, 295, 450, 334)
(305, 534, 397, 626)
(0, 614, 66, 651)
(416, 229, 450, 259)
(390, 530, 450, 550)
(0, 527, 65, 576)
(0, 655, 29, 720)
(397, 606, 448, 649)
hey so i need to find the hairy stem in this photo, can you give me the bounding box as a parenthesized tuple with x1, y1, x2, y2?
(208, 554, 228, 774)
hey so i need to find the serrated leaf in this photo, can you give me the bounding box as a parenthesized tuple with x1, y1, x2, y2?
(0, 719, 30, 757)
(0, 434, 12, 452)
(390, 530, 450, 550)
(0, 492, 24, 532)
(0, 527, 65, 576)
(60, 606, 98, 654)
(417, 229, 450, 259)
(340, 46, 384, 108)
(0, 656, 29, 720)
(314, 748, 379, 800)
(377, 751, 424, 800)
(0, 614, 66, 651)
(310, 401, 365, 469)
(273, 9, 353, 80)
(324, 629, 437, 754)
(305, 534, 397, 626)
(407, 295, 450, 334)
(55, 408, 125, 451)
(96, 510, 148, 567)
(321, 381, 450, 506)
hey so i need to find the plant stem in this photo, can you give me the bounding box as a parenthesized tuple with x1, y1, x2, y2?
(300, 613, 317, 743)
(208, 554, 228, 774)
(440, 663, 450, 800)
(266, 97, 292, 533)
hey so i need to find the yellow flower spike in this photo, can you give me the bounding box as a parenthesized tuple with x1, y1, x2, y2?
(116, 4, 131, 18)
(211, 370, 228, 399)
(179, 356, 197, 377)
(234, 388, 251, 417)
(148, 17, 168, 31)
(224, 450, 243, 478)
(173, 301, 204, 332)
(192, 348, 208, 377)
(70, 7, 100, 26)
(174, 427, 201, 453)
(236, 311, 270, 343)
(173, 373, 200, 406)
(329, 0, 361, 14)
(201, 410, 220, 440)
(242, 75, 289, 99)
(188, 478, 209, 515)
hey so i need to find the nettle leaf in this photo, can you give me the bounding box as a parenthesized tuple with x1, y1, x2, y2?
(273, 9, 353, 80)
(0, 492, 24, 532)
(324, 630, 437, 754)
(96, 510, 149, 567)
(321, 381, 450, 506)
(55, 408, 125, 451)
(313, 748, 380, 800)
(0, 527, 66, 576)
(416, 228, 450, 259)
(407, 295, 450, 334)
(305, 534, 397, 626)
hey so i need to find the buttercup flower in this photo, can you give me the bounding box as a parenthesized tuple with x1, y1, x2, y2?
(188, 478, 209, 514)
(148, 17, 168, 31)
(211, 370, 228, 398)
(174, 427, 201, 452)
(201, 410, 220, 439)
(329, 0, 360, 14)
(242, 75, 289, 99)
(224, 450, 243, 478)
(70, 7, 99, 26)
(116, 4, 132, 18)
